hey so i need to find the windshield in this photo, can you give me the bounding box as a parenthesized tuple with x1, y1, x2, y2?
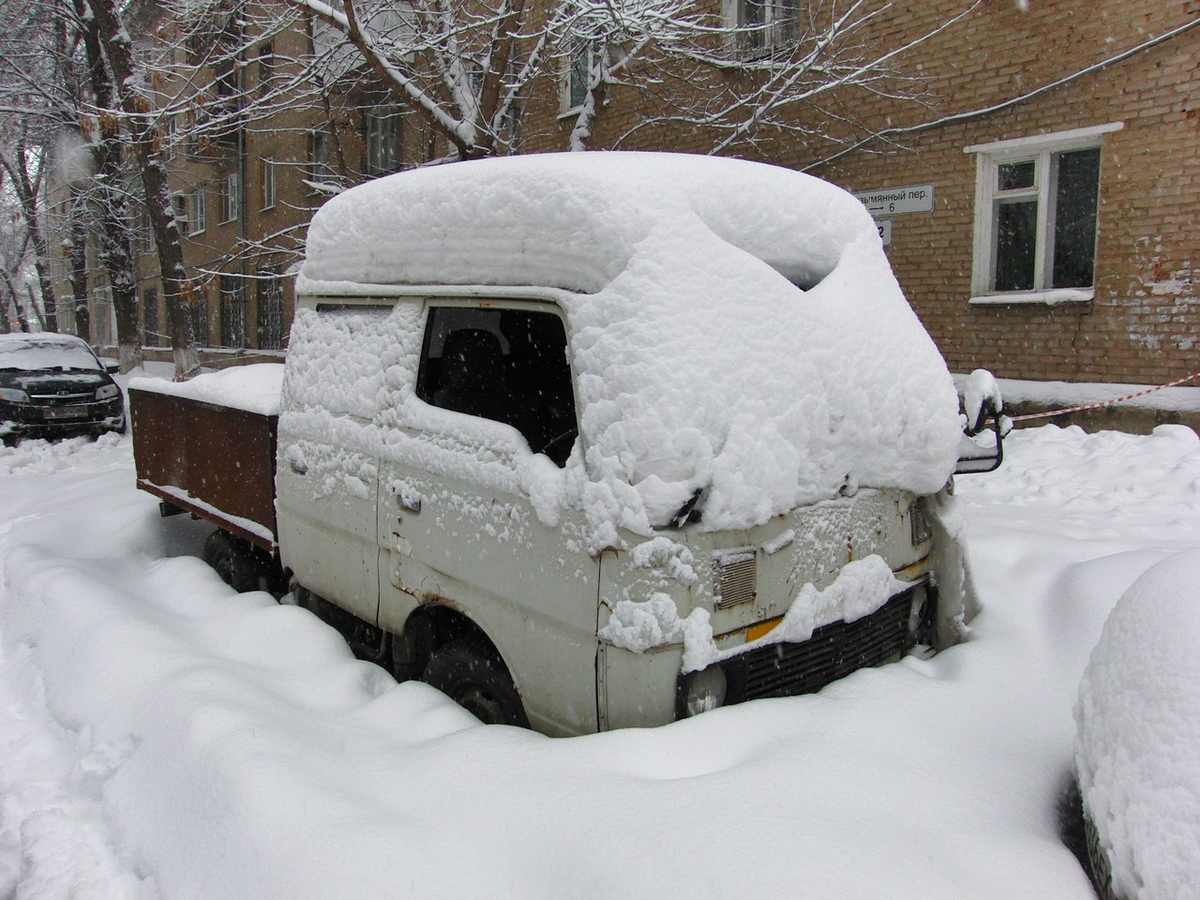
(0, 339, 102, 372)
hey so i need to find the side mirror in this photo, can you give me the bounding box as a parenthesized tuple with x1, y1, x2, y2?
(956, 370, 1007, 475)
(105, 361, 120, 374)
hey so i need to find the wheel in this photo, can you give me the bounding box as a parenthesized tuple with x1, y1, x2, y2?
(202, 530, 280, 594)
(422, 639, 529, 727)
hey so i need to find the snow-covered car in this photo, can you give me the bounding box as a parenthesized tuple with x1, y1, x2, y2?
(1074, 547, 1200, 900)
(0, 332, 126, 444)
(133, 152, 996, 736)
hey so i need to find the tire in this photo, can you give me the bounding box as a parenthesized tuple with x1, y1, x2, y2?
(1083, 801, 1120, 900)
(422, 639, 529, 727)
(202, 530, 279, 594)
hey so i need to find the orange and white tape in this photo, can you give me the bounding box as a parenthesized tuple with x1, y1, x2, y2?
(1008, 371, 1200, 423)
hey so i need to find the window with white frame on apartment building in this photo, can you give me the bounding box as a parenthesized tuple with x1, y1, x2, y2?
(308, 129, 334, 189)
(221, 172, 240, 223)
(187, 185, 206, 235)
(727, 0, 800, 54)
(260, 159, 276, 210)
(365, 106, 402, 175)
(562, 39, 601, 114)
(967, 123, 1121, 304)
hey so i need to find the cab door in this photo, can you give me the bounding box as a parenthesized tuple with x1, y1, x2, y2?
(375, 299, 602, 736)
(276, 301, 401, 625)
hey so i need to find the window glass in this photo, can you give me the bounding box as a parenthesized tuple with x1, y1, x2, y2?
(260, 159, 276, 210)
(366, 107, 402, 175)
(998, 160, 1035, 192)
(1051, 148, 1100, 288)
(739, 0, 799, 51)
(221, 173, 240, 223)
(566, 40, 595, 111)
(220, 274, 246, 349)
(143, 288, 159, 347)
(256, 269, 284, 350)
(189, 299, 209, 348)
(994, 201, 1037, 292)
(188, 187, 206, 234)
(417, 306, 577, 466)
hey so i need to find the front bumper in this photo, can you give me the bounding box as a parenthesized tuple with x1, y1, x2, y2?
(1, 397, 126, 441)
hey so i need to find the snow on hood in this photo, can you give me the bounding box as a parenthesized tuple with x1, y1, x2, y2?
(298, 152, 962, 535)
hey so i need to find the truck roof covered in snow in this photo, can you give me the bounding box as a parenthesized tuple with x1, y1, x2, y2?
(295, 152, 963, 534)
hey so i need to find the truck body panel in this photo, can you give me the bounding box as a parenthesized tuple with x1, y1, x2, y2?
(130, 387, 278, 550)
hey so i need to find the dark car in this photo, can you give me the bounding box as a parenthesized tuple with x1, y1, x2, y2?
(0, 333, 126, 444)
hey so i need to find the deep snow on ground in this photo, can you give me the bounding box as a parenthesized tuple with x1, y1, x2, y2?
(1, 379, 1199, 897)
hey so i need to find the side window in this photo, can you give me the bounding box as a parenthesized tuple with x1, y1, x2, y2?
(417, 306, 578, 467)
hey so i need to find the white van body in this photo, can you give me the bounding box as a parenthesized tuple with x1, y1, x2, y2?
(283, 152, 971, 736)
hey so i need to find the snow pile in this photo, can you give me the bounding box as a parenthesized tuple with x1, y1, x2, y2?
(5, 421, 1200, 898)
(298, 152, 963, 535)
(129, 364, 285, 416)
(1074, 548, 1200, 900)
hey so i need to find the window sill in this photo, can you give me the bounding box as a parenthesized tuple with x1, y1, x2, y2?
(969, 288, 1094, 307)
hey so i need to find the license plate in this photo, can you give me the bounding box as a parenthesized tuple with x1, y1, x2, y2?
(42, 405, 88, 420)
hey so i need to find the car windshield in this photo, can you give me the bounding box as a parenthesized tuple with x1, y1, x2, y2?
(0, 339, 102, 372)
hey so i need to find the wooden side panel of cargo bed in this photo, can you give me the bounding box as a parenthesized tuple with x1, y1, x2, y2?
(130, 388, 278, 546)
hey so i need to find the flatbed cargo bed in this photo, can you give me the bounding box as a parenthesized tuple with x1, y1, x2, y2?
(130, 386, 278, 550)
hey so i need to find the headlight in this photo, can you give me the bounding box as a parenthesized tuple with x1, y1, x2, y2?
(679, 666, 727, 718)
(0, 387, 29, 403)
(95, 383, 120, 401)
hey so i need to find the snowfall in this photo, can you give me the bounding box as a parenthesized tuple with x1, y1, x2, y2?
(0, 364, 1197, 900)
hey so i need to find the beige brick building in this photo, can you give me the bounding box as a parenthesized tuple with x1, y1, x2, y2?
(54, 0, 1200, 389)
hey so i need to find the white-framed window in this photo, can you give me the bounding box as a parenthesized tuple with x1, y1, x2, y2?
(725, 0, 800, 55)
(171, 191, 188, 232)
(365, 106, 402, 175)
(163, 117, 177, 161)
(187, 185, 206, 235)
(260, 159, 276, 210)
(221, 172, 240, 223)
(966, 123, 1121, 305)
(308, 129, 335, 189)
(561, 39, 601, 115)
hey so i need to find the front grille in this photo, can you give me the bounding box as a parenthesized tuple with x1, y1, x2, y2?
(729, 586, 926, 702)
(30, 391, 93, 406)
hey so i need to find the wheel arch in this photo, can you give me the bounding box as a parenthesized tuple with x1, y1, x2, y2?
(393, 602, 509, 680)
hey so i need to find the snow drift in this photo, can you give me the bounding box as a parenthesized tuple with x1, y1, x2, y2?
(1075, 545, 1200, 900)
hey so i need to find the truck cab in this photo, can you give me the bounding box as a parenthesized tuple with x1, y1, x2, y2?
(271, 152, 985, 736)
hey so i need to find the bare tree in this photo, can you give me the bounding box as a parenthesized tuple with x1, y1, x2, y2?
(86, 0, 200, 379)
(279, 0, 982, 160)
(0, 129, 58, 331)
(283, 0, 570, 160)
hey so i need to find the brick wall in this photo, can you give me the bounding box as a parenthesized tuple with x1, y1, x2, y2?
(91, 0, 1200, 386)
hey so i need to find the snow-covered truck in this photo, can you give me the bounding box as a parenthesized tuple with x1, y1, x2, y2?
(131, 153, 1002, 737)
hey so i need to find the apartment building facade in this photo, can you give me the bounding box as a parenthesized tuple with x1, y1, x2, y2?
(52, 0, 1199, 388)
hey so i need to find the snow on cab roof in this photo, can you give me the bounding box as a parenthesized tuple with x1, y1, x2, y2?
(298, 152, 963, 534)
